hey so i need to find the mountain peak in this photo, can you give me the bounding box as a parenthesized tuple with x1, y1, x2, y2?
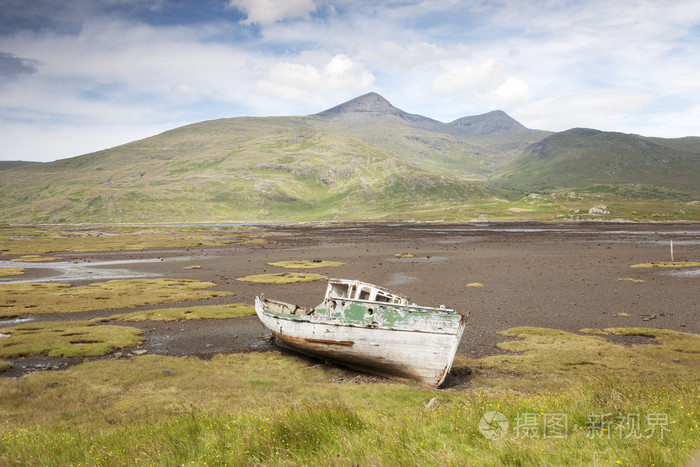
(315, 92, 447, 132)
(346, 92, 394, 108)
(316, 92, 401, 118)
(449, 110, 528, 137)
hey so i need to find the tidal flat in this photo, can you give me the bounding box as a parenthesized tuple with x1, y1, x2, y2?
(0, 222, 699, 465)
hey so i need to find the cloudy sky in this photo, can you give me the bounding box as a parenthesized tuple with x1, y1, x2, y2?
(1, 0, 699, 162)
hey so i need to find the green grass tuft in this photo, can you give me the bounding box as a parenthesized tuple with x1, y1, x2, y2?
(394, 253, 415, 258)
(10, 255, 62, 262)
(0, 321, 143, 358)
(0, 268, 24, 277)
(96, 303, 254, 322)
(236, 272, 327, 284)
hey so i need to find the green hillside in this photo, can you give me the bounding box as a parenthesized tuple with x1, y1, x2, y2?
(1, 93, 698, 224)
(0, 117, 492, 223)
(494, 128, 700, 198)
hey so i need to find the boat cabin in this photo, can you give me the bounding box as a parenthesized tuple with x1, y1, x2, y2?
(324, 279, 409, 305)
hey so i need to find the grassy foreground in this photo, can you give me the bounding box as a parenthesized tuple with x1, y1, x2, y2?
(0, 328, 698, 465)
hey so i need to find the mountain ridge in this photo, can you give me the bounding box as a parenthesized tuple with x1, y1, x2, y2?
(0, 92, 698, 223)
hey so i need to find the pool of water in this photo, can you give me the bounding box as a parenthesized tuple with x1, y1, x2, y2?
(0, 256, 202, 283)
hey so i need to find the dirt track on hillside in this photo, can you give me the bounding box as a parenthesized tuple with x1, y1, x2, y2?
(2, 222, 699, 378)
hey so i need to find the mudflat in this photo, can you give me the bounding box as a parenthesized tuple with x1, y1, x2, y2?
(2, 222, 699, 376)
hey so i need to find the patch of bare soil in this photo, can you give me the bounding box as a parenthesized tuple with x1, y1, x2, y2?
(598, 333, 660, 347)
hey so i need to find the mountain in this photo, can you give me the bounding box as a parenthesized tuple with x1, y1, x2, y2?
(311, 93, 549, 179)
(0, 93, 698, 224)
(495, 128, 700, 197)
(0, 116, 494, 223)
(450, 110, 530, 137)
(316, 92, 446, 133)
(316, 93, 546, 140)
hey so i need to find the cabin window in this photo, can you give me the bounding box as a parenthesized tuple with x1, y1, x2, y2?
(329, 283, 350, 298)
(375, 293, 391, 303)
(358, 288, 371, 300)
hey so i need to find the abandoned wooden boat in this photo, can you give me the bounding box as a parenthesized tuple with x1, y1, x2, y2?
(254, 278, 468, 388)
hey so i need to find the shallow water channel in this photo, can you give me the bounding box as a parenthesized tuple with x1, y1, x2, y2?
(0, 256, 199, 283)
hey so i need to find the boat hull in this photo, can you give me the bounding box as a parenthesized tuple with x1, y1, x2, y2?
(254, 296, 466, 387)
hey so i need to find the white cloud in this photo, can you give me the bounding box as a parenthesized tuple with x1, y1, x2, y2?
(369, 41, 471, 69)
(256, 54, 374, 99)
(323, 54, 374, 91)
(432, 59, 505, 96)
(227, 0, 317, 25)
(169, 83, 212, 102)
(487, 76, 530, 105)
(255, 62, 321, 99)
(430, 58, 530, 106)
(2, 20, 261, 113)
(635, 102, 700, 138)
